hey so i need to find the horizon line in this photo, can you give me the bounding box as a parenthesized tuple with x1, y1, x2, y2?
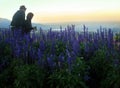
(1, 17, 120, 24)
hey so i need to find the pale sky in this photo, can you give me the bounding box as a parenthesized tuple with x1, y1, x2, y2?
(0, 0, 120, 23)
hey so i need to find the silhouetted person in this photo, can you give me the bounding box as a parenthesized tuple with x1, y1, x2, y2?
(11, 5, 26, 30)
(23, 12, 36, 34)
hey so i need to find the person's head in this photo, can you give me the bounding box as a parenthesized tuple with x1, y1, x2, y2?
(27, 12, 34, 20)
(20, 5, 26, 12)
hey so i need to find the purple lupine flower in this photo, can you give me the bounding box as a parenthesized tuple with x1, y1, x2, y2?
(84, 75, 90, 81)
(39, 40, 45, 52)
(37, 48, 42, 59)
(62, 32, 68, 43)
(60, 25, 62, 30)
(24, 33, 31, 43)
(58, 53, 65, 68)
(72, 40, 80, 56)
(83, 24, 87, 38)
(107, 29, 114, 49)
(37, 48, 44, 66)
(47, 28, 53, 40)
(14, 43, 21, 58)
(113, 59, 119, 68)
(58, 54, 65, 62)
(47, 55, 55, 69)
(29, 46, 37, 60)
(67, 56, 73, 73)
(84, 42, 89, 52)
(66, 49, 75, 72)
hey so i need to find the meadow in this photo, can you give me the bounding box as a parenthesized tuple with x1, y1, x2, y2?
(0, 25, 120, 88)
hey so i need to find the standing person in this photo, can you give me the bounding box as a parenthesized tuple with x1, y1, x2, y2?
(11, 5, 26, 30)
(23, 12, 36, 34)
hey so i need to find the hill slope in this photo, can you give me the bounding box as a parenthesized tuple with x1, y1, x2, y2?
(0, 18, 11, 28)
(0, 18, 50, 30)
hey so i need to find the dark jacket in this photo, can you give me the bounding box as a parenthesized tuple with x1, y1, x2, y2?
(11, 10, 25, 28)
(24, 19, 33, 34)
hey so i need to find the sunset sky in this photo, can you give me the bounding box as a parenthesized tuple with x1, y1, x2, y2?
(0, 0, 120, 23)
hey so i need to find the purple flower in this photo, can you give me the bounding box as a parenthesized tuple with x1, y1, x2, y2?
(67, 56, 73, 72)
(37, 48, 44, 66)
(113, 59, 119, 68)
(47, 55, 55, 69)
(72, 40, 80, 56)
(39, 40, 45, 52)
(84, 75, 90, 81)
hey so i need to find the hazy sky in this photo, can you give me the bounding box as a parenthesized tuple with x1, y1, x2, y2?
(0, 0, 120, 23)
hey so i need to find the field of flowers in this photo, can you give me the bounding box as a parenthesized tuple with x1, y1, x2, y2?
(0, 25, 120, 88)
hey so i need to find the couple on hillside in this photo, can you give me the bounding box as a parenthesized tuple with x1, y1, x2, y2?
(11, 5, 36, 34)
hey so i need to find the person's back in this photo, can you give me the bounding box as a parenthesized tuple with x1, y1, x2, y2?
(11, 5, 26, 29)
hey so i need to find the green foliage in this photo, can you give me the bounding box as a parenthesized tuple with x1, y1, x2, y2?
(89, 48, 114, 87)
(80, 42, 85, 52)
(44, 42, 52, 55)
(0, 28, 120, 88)
(115, 33, 120, 42)
(0, 58, 24, 88)
(101, 61, 120, 88)
(32, 41, 40, 49)
(48, 57, 88, 88)
(90, 49, 111, 75)
(48, 70, 88, 88)
(0, 41, 12, 56)
(55, 40, 66, 56)
(14, 64, 45, 88)
(0, 67, 14, 88)
(0, 42, 13, 87)
(72, 57, 88, 76)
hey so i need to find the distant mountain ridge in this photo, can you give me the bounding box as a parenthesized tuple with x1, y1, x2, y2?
(0, 18, 49, 29)
(0, 18, 120, 33)
(0, 18, 11, 28)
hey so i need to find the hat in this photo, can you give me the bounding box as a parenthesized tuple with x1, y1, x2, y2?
(20, 5, 26, 10)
